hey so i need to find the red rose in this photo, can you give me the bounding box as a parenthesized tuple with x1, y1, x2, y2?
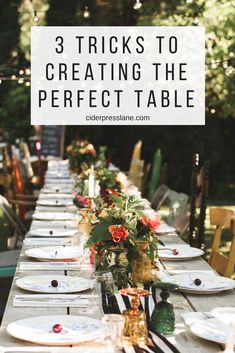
(108, 225, 129, 243)
(141, 216, 161, 232)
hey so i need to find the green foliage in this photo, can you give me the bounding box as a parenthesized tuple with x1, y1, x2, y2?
(138, 0, 235, 119)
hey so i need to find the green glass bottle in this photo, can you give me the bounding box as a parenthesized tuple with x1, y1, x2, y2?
(150, 282, 178, 335)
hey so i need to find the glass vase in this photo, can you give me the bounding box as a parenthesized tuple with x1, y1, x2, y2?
(109, 247, 129, 290)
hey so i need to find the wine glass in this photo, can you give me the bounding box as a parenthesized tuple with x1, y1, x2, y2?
(211, 307, 235, 352)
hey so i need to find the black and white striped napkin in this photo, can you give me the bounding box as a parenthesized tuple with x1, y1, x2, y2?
(101, 291, 181, 353)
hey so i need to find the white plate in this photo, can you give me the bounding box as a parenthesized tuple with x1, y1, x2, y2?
(157, 223, 176, 234)
(27, 228, 76, 237)
(16, 275, 90, 293)
(162, 272, 235, 294)
(7, 315, 102, 345)
(33, 212, 79, 221)
(39, 193, 73, 199)
(42, 188, 73, 194)
(37, 199, 74, 207)
(190, 317, 235, 345)
(158, 244, 204, 260)
(25, 246, 83, 261)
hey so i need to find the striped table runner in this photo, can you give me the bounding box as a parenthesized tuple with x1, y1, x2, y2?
(101, 291, 181, 353)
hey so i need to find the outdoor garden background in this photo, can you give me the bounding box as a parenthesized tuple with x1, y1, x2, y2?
(0, 0, 234, 257)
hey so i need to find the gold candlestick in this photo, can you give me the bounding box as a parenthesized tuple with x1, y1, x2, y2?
(120, 287, 150, 346)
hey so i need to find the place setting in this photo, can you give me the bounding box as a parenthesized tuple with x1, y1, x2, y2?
(161, 271, 235, 294)
(158, 244, 204, 261)
(25, 246, 83, 262)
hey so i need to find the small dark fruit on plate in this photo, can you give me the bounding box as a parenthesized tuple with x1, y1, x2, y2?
(194, 278, 202, 286)
(172, 249, 179, 255)
(49, 230, 53, 235)
(51, 280, 58, 287)
(53, 324, 62, 333)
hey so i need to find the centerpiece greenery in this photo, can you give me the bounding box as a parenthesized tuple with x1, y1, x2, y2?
(86, 193, 161, 282)
(66, 139, 96, 172)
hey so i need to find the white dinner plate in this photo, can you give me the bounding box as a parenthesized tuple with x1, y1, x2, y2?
(157, 223, 176, 234)
(162, 272, 235, 294)
(190, 317, 235, 345)
(25, 246, 83, 261)
(37, 199, 74, 207)
(27, 228, 76, 237)
(42, 188, 74, 194)
(7, 315, 102, 345)
(33, 212, 79, 221)
(39, 193, 73, 199)
(15, 275, 90, 293)
(158, 244, 204, 260)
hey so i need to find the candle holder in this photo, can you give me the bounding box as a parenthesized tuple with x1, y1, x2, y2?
(78, 207, 92, 234)
(150, 282, 178, 335)
(120, 287, 150, 346)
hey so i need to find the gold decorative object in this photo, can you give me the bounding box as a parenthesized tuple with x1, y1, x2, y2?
(131, 240, 156, 284)
(120, 287, 150, 346)
(78, 208, 92, 234)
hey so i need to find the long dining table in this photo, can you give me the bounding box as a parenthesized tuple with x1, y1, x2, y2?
(0, 160, 235, 353)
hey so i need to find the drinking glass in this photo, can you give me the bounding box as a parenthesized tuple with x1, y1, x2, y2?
(102, 313, 124, 349)
(91, 271, 114, 317)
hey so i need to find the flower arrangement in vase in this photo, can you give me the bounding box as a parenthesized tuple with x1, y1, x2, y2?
(66, 139, 96, 173)
(86, 193, 161, 286)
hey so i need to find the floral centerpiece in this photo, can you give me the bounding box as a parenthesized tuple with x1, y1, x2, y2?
(73, 194, 91, 208)
(66, 140, 96, 173)
(87, 193, 161, 285)
(73, 193, 93, 232)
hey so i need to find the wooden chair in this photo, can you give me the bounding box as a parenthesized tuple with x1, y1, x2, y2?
(1, 145, 37, 222)
(209, 208, 235, 277)
(0, 195, 27, 249)
(189, 154, 209, 248)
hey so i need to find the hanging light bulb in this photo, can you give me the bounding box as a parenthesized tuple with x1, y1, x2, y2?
(19, 69, 24, 75)
(83, 6, 90, 19)
(210, 108, 216, 114)
(0, 79, 2, 84)
(18, 78, 24, 84)
(11, 75, 17, 80)
(225, 66, 235, 77)
(25, 68, 31, 75)
(25, 81, 31, 86)
(133, 0, 142, 10)
(33, 11, 39, 23)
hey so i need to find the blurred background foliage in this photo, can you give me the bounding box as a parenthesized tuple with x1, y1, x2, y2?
(0, 0, 234, 199)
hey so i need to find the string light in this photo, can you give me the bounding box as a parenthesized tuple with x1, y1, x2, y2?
(18, 78, 24, 84)
(33, 11, 39, 23)
(83, 6, 90, 19)
(211, 108, 216, 114)
(11, 75, 17, 80)
(225, 66, 235, 77)
(0, 80, 2, 84)
(25, 81, 30, 86)
(133, 0, 142, 10)
(25, 68, 31, 75)
(19, 69, 24, 75)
